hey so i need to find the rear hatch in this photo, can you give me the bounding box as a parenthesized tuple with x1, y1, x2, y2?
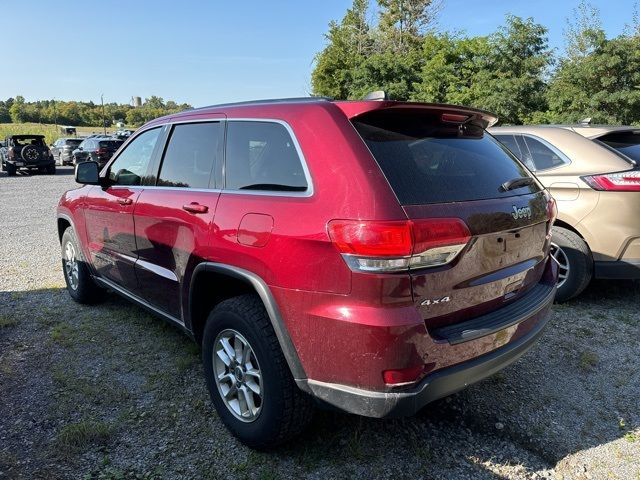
(591, 129, 640, 165)
(97, 140, 124, 160)
(349, 106, 553, 333)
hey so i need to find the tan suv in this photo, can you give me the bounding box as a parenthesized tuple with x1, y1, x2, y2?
(490, 125, 640, 302)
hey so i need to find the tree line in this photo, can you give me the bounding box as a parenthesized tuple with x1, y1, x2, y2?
(0, 96, 192, 128)
(311, 0, 640, 125)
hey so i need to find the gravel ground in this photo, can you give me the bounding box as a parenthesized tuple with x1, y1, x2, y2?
(0, 167, 638, 480)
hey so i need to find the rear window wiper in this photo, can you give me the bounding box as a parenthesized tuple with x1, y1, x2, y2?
(500, 176, 535, 192)
(238, 183, 307, 192)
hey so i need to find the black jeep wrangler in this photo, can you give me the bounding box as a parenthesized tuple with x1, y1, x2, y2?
(0, 135, 56, 176)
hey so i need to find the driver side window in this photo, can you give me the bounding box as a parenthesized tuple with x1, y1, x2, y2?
(108, 128, 161, 186)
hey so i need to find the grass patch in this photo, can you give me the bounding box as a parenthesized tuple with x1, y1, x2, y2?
(624, 431, 638, 443)
(56, 420, 112, 451)
(616, 312, 639, 327)
(50, 323, 74, 346)
(579, 351, 599, 369)
(0, 314, 18, 328)
(579, 350, 599, 370)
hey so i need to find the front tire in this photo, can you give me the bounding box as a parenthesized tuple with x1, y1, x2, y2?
(202, 294, 313, 449)
(551, 226, 593, 302)
(61, 227, 105, 304)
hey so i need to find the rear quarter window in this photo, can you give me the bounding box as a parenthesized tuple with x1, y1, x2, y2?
(225, 121, 308, 192)
(352, 111, 540, 205)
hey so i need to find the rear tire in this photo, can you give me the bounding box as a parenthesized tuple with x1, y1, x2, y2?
(202, 294, 313, 449)
(551, 226, 593, 302)
(6, 163, 16, 176)
(61, 227, 105, 304)
(46, 164, 56, 175)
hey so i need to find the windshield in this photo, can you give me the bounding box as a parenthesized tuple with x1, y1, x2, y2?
(13, 137, 46, 147)
(352, 110, 540, 205)
(595, 131, 640, 164)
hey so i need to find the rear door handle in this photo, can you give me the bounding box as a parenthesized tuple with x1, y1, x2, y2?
(182, 203, 209, 214)
(117, 198, 133, 206)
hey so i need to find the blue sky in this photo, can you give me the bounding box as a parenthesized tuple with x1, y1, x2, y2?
(2, 0, 636, 107)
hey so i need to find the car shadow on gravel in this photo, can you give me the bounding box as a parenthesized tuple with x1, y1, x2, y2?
(0, 165, 75, 178)
(1, 283, 638, 479)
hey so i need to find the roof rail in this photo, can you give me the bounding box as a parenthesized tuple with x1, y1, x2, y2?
(188, 96, 332, 112)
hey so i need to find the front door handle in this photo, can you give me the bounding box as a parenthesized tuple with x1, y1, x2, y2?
(182, 202, 208, 214)
(117, 198, 133, 206)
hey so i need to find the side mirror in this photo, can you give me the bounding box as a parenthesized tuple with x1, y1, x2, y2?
(78, 147, 83, 151)
(75, 161, 100, 185)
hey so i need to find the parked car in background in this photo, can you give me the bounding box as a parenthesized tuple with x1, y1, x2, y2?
(72, 138, 124, 167)
(51, 137, 84, 166)
(1, 134, 55, 175)
(59, 96, 557, 448)
(490, 125, 640, 302)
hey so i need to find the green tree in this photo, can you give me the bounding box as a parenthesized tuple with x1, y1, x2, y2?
(480, 15, 551, 124)
(412, 33, 491, 105)
(377, 0, 440, 52)
(547, 34, 640, 124)
(9, 96, 26, 123)
(311, 0, 370, 99)
(412, 16, 550, 124)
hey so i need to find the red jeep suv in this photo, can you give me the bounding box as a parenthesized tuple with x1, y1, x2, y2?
(57, 97, 557, 448)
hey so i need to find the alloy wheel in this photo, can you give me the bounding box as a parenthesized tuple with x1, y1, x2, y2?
(213, 329, 263, 422)
(550, 243, 569, 288)
(64, 241, 79, 290)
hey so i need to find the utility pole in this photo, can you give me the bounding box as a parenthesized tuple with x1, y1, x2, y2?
(101, 94, 106, 135)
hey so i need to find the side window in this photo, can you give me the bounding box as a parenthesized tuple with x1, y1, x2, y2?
(225, 121, 308, 192)
(108, 127, 161, 186)
(523, 136, 570, 171)
(157, 122, 219, 188)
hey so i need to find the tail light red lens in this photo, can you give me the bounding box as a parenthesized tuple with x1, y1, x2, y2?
(96, 148, 108, 156)
(582, 170, 640, 192)
(327, 218, 471, 273)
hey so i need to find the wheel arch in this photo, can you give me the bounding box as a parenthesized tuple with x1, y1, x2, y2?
(553, 219, 586, 241)
(188, 263, 307, 381)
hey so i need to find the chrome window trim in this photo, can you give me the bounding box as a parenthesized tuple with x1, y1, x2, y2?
(222, 118, 314, 198)
(104, 117, 313, 198)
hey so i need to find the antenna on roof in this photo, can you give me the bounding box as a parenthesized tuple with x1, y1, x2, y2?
(580, 117, 592, 125)
(363, 90, 389, 101)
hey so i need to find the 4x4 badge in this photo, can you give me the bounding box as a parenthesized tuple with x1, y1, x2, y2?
(421, 296, 450, 307)
(512, 205, 532, 220)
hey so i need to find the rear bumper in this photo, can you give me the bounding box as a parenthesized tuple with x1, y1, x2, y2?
(7, 158, 55, 168)
(595, 260, 640, 280)
(296, 284, 555, 418)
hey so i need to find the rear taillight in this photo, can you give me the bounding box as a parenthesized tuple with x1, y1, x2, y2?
(7, 147, 14, 159)
(582, 170, 640, 192)
(96, 148, 107, 156)
(327, 218, 471, 273)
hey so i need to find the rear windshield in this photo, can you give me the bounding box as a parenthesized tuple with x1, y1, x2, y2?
(352, 110, 540, 205)
(99, 140, 124, 148)
(66, 139, 82, 147)
(595, 131, 640, 163)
